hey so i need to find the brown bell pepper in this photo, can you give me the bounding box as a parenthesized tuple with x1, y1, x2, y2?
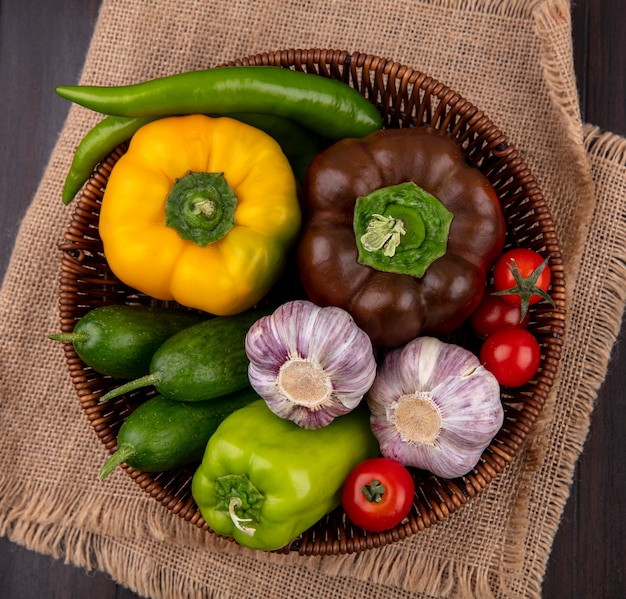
(297, 126, 506, 347)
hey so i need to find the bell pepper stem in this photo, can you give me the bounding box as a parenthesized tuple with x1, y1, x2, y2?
(228, 497, 256, 536)
(165, 171, 237, 247)
(353, 181, 453, 278)
(360, 214, 407, 257)
(99, 372, 162, 402)
(215, 473, 264, 536)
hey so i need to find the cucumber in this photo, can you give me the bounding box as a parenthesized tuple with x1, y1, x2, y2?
(49, 304, 206, 379)
(98, 388, 259, 480)
(99, 308, 268, 403)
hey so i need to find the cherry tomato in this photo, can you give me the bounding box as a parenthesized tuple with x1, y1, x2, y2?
(492, 248, 552, 318)
(341, 457, 415, 532)
(480, 326, 541, 387)
(470, 291, 530, 338)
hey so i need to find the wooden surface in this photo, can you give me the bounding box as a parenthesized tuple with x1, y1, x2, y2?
(1, 1, 624, 597)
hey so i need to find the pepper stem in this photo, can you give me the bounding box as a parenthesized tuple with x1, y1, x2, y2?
(353, 181, 453, 278)
(360, 214, 407, 257)
(228, 497, 256, 537)
(165, 171, 237, 247)
(215, 474, 264, 535)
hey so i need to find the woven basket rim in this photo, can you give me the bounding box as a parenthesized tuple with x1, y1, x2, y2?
(57, 48, 566, 556)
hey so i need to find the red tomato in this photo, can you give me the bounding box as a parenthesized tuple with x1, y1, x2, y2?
(480, 326, 541, 387)
(492, 248, 552, 315)
(341, 457, 415, 532)
(470, 291, 530, 337)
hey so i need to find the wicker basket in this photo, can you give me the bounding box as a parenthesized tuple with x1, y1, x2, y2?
(57, 49, 566, 556)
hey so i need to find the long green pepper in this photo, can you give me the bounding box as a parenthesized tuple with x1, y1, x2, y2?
(61, 115, 155, 204)
(55, 66, 383, 139)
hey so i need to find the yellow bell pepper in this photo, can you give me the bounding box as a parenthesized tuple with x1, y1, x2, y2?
(99, 114, 301, 315)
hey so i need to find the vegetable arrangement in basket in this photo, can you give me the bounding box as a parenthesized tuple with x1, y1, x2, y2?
(52, 64, 558, 551)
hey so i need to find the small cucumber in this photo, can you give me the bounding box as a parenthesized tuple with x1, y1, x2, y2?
(99, 388, 259, 480)
(100, 308, 268, 402)
(49, 304, 206, 379)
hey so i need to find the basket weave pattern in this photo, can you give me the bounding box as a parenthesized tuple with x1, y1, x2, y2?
(57, 49, 566, 556)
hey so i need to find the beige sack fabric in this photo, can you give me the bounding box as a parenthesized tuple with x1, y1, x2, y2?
(1, 1, 625, 597)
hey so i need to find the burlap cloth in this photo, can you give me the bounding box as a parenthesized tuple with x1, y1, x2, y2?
(1, 0, 625, 597)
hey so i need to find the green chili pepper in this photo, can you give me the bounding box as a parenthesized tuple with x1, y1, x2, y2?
(55, 66, 383, 139)
(62, 111, 324, 204)
(191, 400, 380, 551)
(62, 115, 154, 204)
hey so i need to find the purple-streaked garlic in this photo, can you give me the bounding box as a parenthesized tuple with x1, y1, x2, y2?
(367, 336, 503, 479)
(245, 300, 377, 429)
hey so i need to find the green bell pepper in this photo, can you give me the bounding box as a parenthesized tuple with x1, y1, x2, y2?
(191, 400, 380, 551)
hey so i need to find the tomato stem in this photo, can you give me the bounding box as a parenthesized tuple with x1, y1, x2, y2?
(362, 479, 385, 503)
(492, 256, 555, 319)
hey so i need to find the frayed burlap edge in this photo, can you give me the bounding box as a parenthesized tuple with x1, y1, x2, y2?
(515, 123, 626, 598)
(0, 475, 517, 599)
(494, 1, 598, 594)
(534, 0, 596, 287)
(402, 0, 545, 17)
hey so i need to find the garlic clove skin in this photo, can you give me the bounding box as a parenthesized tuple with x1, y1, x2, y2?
(367, 336, 503, 479)
(245, 300, 377, 429)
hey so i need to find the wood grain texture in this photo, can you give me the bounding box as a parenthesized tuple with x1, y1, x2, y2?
(0, 0, 624, 596)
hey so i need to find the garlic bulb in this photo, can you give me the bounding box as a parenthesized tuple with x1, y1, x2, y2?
(245, 300, 377, 429)
(367, 336, 503, 479)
